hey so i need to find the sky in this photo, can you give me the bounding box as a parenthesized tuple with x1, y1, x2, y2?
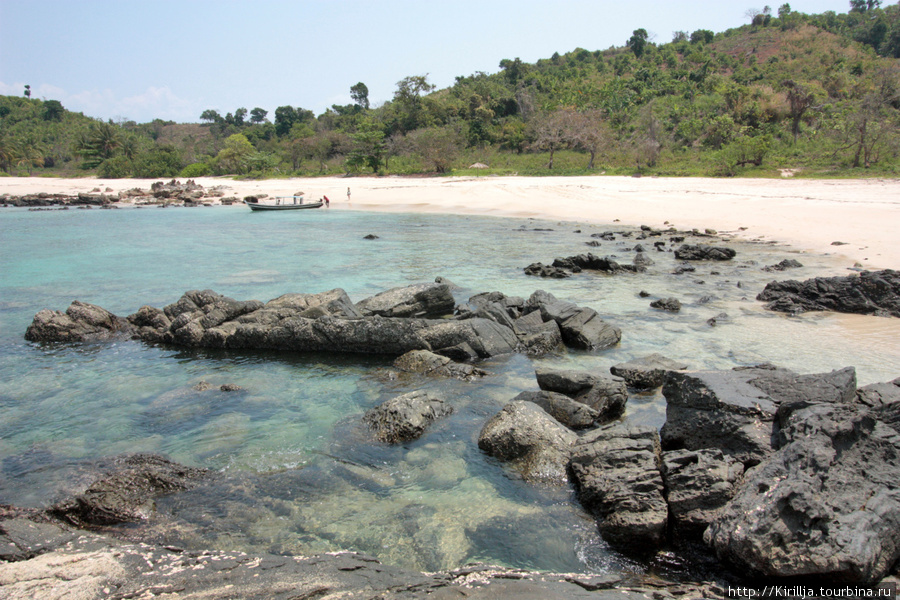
(0, 0, 862, 124)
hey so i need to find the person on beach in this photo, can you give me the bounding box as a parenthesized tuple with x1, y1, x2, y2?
(347, 187, 351, 202)
(323, 195, 330, 207)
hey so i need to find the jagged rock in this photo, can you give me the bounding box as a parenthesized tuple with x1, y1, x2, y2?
(25, 301, 134, 342)
(524, 262, 571, 278)
(763, 258, 803, 272)
(478, 401, 577, 485)
(363, 391, 452, 444)
(539, 300, 621, 351)
(633, 252, 654, 268)
(661, 448, 745, 542)
(674, 244, 736, 261)
(660, 365, 857, 467)
(48, 454, 207, 526)
(610, 354, 689, 389)
(650, 297, 682, 312)
(535, 368, 628, 422)
(392, 349, 487, 380)
(511, 391, 599, 430)
(705, 401, 900, 584)
(857, 377, 900, 408)
(356, 282, 455, 318)
(757, 269, 900, 317)
(568, 424, 668, 554)
(265, 288, 362, 318)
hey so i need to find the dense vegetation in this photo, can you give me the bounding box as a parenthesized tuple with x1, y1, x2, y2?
(4, 2, 900, 179)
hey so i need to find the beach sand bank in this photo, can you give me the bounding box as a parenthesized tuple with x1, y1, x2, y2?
(3, 175, 898, 270)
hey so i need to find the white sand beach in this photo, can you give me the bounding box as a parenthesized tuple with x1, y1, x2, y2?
(3, 175, 899, 270)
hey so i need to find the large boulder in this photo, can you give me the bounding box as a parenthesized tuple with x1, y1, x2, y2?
(661, 448, 745, 542)
(392, 349, 487, 380)
(610, 354, 689, 389)
(857, 377, 900, 408)
(539, 300, 621, 351)
(356, 282, 455, 318)
(478, 401, 577, 485)
(568, 424, 668, 555)
(705, 401, 900, 584)
(48, 454, 207, 526)
(757, 269, 900, 317)
(535, 368, 627, 422)
(511, 391, 599, 430)
(25, 301, 134, 342)
(363, 391, 452, 444)
(660, 365, 856, 467)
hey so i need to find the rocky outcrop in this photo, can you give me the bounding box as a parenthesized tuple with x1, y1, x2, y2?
(24, 301, 133, 343)
(610, 354, 689, 389)
(477, 401, 577, 485)
(660, 365, 857, 467)
(47, 454, 207, 526)
(568, 424, 668, 555)
(757, 269, 900, 317)
(364, 391, 452, 444)
(763, 258, 803, 272)
(650, 297, 682, 312)
(705, 400, 900, 584)
(356, 282, 455, 318)
(674, 244, 736, 261)
(857, 377, 900, 407)
(525, 253, 646, 278)
(535, 294, 621, 351)
(535, 367, 627, 422)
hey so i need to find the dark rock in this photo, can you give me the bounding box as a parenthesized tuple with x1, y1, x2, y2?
(857, 377, 900, 408)
(512, 391, 599, 430)
(48, 454, 207, 526)
(539, 301, 621, 351)
(392, 349, 487, 380)
(705, 401, 900, 584)
(363, 233, 379, 239)
(763, 258, 804, 272)
(535, 367, 597, 397)
(478, 400, 577, 485)
(660, 366, 857, 467)
(25, 301, 134, 342)
(363, 390, 452, 444)
(568, 424, 668, 554)
(524, 262, 571, 278)
(757, 269, 900, 317)
(356, 282, 455, 318)
(633, 252, 654, 268)
(610, 354, 689, 389)
(661, 449, 744, 542)
(674, 244, 736, 261)
(535, 367, 628, 421)
(650, 297, 682, 312)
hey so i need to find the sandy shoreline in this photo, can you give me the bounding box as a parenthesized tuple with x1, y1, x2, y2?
(2, 175, 899, 270)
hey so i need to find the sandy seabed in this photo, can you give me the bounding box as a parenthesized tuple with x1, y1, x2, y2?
(2, 175, 899, 270)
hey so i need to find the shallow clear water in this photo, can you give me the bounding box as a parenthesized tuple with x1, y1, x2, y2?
(1, 204, 898, 574)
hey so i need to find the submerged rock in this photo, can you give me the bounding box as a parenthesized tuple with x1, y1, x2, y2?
(478, 401, 577, 485)
(757, 269, 900, 317)
(674, 244, 736, 261)
(392, 349, 487, 380)
(48, 454, 207, 526)
(364, 391, 452, 444)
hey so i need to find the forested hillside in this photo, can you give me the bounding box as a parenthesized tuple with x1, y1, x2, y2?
(3, 2, 900, 179)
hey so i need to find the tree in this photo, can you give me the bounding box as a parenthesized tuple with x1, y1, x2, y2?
(350, 82, 370, 110)
(233, 107, 247, 127)
(627, 29, 649, 58)
(571, 110, 614, 169)
(406, 126, 464, 173)
(76, 122, 121, 168)
(274, 105, 313, 137)
(390, 75, 436, 133)
(850, 0, 881, 12)
(200, 109, 223, 124)
(214, 133, 255, 174)
(690, 29, 715, 44)
(42, 100, 65, 122)
(24, 85, 31, 98)
(346, 119, 385, 173)
(250, 107, 268, 124)
(782, 80, 816, 142)
(529, 107, 576, 169)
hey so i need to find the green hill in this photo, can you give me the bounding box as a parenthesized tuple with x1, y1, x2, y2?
(3, 2, 900, 179)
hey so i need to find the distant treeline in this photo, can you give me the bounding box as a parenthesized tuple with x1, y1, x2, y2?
(3, 1, 900, 179)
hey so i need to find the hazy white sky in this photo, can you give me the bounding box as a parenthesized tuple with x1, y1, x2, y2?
(0, 0, 860, 123)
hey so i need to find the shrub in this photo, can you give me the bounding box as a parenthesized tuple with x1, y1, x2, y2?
(98, 156, 133, 178)
(180, 162, 211, 177)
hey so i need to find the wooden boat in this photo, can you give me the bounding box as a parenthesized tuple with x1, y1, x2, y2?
(244, 196, 323, 211)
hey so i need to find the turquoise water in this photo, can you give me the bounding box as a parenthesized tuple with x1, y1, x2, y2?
(1, 204, 899, 574)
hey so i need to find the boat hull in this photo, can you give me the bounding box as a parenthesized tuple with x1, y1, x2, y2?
(244, 200, 324, 211)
